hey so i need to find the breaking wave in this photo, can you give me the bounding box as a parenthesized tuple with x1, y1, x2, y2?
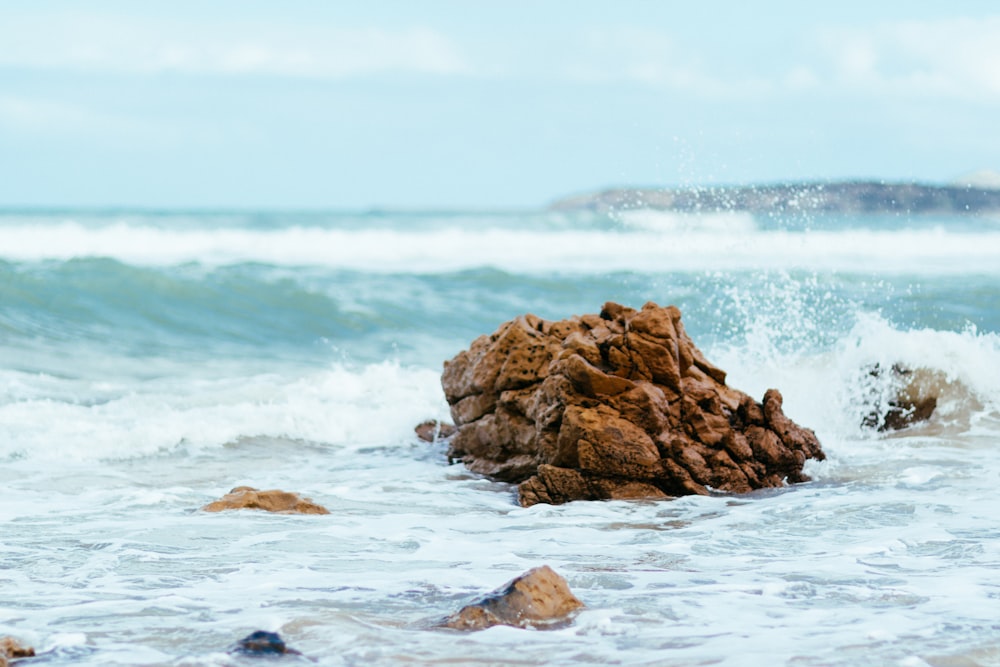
(2, 215, 999, 274)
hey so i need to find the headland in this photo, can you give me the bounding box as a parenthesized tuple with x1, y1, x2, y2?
(550, 180, 1000, 215)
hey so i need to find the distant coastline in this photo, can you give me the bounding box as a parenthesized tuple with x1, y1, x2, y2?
(550, 180, 1000, 215)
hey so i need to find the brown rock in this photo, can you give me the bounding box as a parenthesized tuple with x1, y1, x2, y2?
(201, 487, 330, 514)
(442, 301, 825, 506)
(414, 419, 458, 443)
(862, 363, 939, 431)
(0, 637, 34, 666)
(443, 565, 584, 630)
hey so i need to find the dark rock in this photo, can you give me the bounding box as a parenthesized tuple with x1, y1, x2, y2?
(414, 419, 458, 443)
(202, 487, 330, 514)
(443, 565, 584, 630)
(442, 302, 825, 506)
(231, 631, 302, 656)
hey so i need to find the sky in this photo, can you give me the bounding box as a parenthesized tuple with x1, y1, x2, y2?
(1, 1, 999, 209)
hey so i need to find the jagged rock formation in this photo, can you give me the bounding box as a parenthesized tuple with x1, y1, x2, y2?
(443, 565, 584, 630)
(442, 302, 825, 506)
(201, 487, 330, 514)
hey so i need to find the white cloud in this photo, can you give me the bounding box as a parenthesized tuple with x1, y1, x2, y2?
(783, 65, 820, 90)
(554, 27, 774, 98)
(543, 17, 1000, 102)
(0, 93, 219, 149)
(3, 9, 998, 106)
(818, 17, 1000, 99)
(0, 11, 470, 78)
(0, 95, 108, 132)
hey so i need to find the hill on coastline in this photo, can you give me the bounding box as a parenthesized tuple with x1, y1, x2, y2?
(550, 180, 1000, 215)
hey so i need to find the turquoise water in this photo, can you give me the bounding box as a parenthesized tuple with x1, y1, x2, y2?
(1, 208, 999, 665)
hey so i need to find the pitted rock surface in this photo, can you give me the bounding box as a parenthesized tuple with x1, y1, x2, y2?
(442, 302, 825, 506)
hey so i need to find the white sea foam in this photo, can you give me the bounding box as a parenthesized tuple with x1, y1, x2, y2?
(2, 220, 1000, 274)
(2, 211, 999, 666)
(4, 328, 1000, 665)
(0, 361, 448, 461)
(3, 312, 996, 469)
(613, 208, 758, 233)
(713, 312, 1000, 444)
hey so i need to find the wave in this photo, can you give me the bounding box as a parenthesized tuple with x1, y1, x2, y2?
(612, 209, 758, 233)
(0, 258, 359, 361)
(2, 220, 999, 274)
(3, 316, 998, 465)
(5, 258, 996, 369)
(0, 361, 448, 462)
(712, 313, 1000, 442)
(1, 259, 649, 366)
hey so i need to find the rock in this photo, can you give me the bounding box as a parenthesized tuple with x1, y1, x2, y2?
(230, 630, 302, 656)
(415, 419, 458, 443)
(0, 637, 34, 667)
(443, 565, 584, 630)
(861, 363, 939, 431)
(201, 487, 330, 514)
(443, 302, 825, 506)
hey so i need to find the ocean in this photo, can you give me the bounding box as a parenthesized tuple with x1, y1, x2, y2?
(1, 207, 999, 666)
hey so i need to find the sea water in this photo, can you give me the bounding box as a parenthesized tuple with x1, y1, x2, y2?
(1, 208, 999, 666)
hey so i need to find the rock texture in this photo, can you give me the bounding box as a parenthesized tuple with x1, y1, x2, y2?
(0, 637, 34, 667)
(201, 487, 330, 514)
(443, 302, 825, 506)
(443, 565, 584, 630)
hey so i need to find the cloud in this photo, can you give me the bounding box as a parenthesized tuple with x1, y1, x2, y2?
(0, 95, 129, 134)
(818, 17, 1000, 99)
(550, 27, 775, 98)
(0, 11, 470, 78)
(0, 93, 222, 150)
(527, 17, 1000, 103)
(3, 8, 998, 105)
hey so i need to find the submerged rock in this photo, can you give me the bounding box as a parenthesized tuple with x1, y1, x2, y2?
(0, 637, 34, 667)
(230, 630, 302, 656)
(201, 487, 330, 514)
(861, 363, 939, 431)
(414, 419, 458, 443)
(442, 301, 825, 506)
(443, 565, 584, 630)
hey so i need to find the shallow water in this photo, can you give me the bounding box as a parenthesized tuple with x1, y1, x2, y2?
(1, 209, 999, 665)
